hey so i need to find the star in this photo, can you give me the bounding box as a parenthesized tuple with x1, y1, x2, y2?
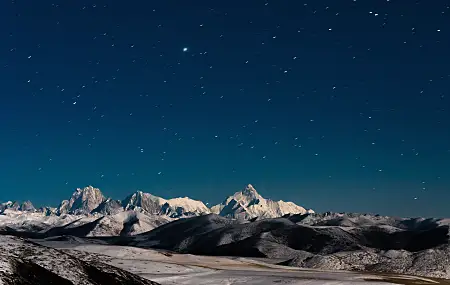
(1, 0, 449, 218)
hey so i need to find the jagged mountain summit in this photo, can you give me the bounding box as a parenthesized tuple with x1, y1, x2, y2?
(210, 184, 314, 220)
(0, 200, 36, 212)
(122, 191, 167, 214)
(19, 200, 36, 212)
(121, 190, 211, 218)
(57, 186, 106, 215)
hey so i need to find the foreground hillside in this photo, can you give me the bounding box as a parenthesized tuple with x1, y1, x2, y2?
(0, 235, 159, 285)
(122, 213, 450, 279)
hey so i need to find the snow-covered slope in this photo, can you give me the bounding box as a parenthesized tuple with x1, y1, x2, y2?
(0, 209, 83, 233)
(0, 209, 173, 237)
(90, 211, 173, 236)
(211, 184, 313, 220)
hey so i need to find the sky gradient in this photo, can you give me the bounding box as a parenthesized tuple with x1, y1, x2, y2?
(1, 1, 449, 217)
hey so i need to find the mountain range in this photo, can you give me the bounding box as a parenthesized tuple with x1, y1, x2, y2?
(0, 184, 313, 219)
(0, 184, 313, 237)
(2, 185, 450, 281)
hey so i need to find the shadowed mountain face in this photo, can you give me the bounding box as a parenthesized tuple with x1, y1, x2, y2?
(1, 212, 450, 279)
(122, 191, 165, 214)
(92, 198, 123, 215)
(0, 235, 160, 285)
(2, 259, 74, 285)
(131, 214, 449, 255)
(116, 213, 450, 279)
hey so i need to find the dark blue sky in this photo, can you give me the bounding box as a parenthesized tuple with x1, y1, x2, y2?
(1, 1, 449, 217)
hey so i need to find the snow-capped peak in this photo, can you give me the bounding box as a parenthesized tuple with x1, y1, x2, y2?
(19, 200, 35, 212)
(211, 184, 311, 220)
(231, 184, 263, 204)
(245, 184, 256, 192)
(242, 184, 260, 197)
(167, 197, 210, 214)
(122, 191, 210, 218)
(0, 200, 36, 213)
(121, 191, 167, 214)
(57, 186, 105, 215)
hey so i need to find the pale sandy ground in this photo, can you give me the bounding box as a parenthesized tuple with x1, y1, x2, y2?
(37, 241, 443, 285)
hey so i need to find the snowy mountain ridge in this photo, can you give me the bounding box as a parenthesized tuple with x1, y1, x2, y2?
(1, 184, 312, 220)
(0, 184, 312, 238)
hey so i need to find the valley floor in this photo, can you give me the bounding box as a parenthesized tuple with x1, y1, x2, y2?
(36, 240, 448, 285)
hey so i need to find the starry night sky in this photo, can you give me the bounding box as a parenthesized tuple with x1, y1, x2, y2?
(1, 1, 449, 217)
